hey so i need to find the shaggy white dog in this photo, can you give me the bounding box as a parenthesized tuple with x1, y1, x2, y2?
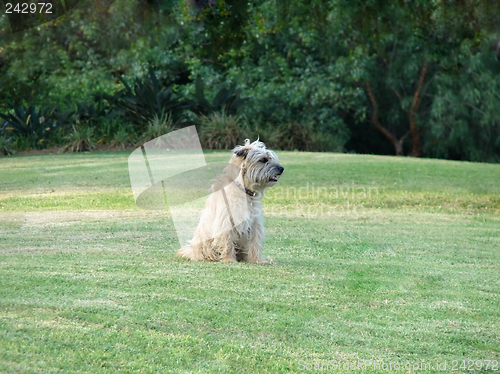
(177, 139, 284, 264)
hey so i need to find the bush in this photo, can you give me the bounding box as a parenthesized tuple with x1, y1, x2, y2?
(227, 58, 356, 153)
(105, 68, 193, 131)
(274, 122, 314, 151)
(0, 136, 15, 156)
(93, 117, 135, 148)
(60, 125, 96, 153)
(109, 127, 133, 150)
(199, 112, 249, 149)
(0, 105, 59, 150)
(251, 120, 346, 152)
(190, 75, 249, 116)
(138, 110, 177, 147)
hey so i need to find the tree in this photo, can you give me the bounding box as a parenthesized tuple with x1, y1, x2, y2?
(427, 39, 500, 162)
(329, 0, 500, 158)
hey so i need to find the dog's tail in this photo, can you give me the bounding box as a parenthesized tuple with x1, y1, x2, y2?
(176, 245, 195, 261)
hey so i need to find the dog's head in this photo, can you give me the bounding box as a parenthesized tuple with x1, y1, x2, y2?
(230, 138, 266, 167)
(231, 139, 284, 189)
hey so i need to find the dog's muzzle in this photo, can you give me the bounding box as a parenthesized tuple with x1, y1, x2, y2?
(269, 165, 284, 182)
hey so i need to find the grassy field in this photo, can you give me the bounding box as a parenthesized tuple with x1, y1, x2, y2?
(0, 150, 499, 373)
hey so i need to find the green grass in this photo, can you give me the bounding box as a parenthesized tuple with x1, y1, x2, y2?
(0, 151, 499, 373)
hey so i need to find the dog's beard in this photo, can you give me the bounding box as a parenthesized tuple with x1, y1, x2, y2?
(267, 165, 283, 183)
(244, 163, 283, 189)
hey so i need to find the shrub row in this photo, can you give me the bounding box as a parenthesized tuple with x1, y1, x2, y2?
(1, 69, 334, 155)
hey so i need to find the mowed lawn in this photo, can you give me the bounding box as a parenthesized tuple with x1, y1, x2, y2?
(0, 151, 499, 373)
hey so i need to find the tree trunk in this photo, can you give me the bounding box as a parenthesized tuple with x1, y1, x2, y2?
(365, 82, 408, 156)
(395, 139, 404, 156)
(408, 59, 428, 157)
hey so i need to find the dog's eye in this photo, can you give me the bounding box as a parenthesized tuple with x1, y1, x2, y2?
(260, 158, 268, 163)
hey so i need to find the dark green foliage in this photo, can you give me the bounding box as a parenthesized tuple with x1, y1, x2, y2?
(272, 121, 345, 152)
(273, 122, 314, 151)
(320, 0, 500, 159)
(190, 75, 249, 116)
(179, 0, 251, 71)
(74, 100, 114, 125)
(48, 109, 76, 129)
(47, 97, 121, 145)
(139, 110, 176, 146)
(105, 68, 193, 130)
(426, 43, 500, 163)
(0, 0, 499, 161)
(60, 124, 96, 153)
(0, 105, 58, 149)
(198, 112, 248, 149)
(0, 136, 15, 156)
(99, 117, 136, 148)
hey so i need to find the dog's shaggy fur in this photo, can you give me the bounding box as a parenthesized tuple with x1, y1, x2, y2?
(176, 139, 284, 264)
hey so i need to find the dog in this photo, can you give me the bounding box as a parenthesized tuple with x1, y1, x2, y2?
(176, 139, 284, 264)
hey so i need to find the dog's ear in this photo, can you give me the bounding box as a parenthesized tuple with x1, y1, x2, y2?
(234, 147, 249, 159)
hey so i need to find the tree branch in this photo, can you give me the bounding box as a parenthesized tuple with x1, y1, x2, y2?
(421, 73, 437, 98)
(391, 87, 408, 114)
(410, 57, 428, 114)
(365, 81, 404, 155)
(408, 57, 428, 157)
(401, 129, 412, 141)
(463, 102, 485, 116)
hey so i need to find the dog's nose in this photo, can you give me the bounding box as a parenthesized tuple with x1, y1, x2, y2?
(277, 166, 284, 175)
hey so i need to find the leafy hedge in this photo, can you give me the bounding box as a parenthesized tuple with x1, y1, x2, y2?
(0, 0, 499, 161)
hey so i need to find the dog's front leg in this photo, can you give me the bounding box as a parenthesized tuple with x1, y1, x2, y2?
(247, 219, 268, 264)
(215, 234, 237, 263)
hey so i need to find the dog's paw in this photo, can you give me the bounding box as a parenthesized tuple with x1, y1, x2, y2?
(221, 256, 237, 263)
(249, 257, 270, 265)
